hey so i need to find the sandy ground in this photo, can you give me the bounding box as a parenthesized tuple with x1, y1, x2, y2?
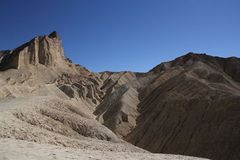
(0, 83, 210, 160)
(0, 95, 209, 160)
(0, 138, 208, 160)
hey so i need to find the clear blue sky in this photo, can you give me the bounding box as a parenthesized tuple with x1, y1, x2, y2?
(0, 0, 240, 72)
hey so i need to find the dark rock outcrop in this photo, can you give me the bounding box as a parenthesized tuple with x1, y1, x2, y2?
(95, 53, 240, 160)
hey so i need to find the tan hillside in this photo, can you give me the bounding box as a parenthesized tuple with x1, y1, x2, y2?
(0, 32, 208, 160)
(2, 32, 238, 160)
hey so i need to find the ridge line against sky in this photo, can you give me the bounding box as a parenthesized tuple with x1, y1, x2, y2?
(0, 0, 240, 72)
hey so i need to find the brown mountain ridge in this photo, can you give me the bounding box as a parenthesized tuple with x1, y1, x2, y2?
(1, 31, 240, 160)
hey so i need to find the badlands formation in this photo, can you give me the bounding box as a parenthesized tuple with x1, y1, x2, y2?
(0, 32, 240, 160)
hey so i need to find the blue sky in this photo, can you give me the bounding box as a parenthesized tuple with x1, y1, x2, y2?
(0, 0, 240, 72)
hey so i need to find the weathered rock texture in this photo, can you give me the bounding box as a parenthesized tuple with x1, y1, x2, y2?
(0, 32, 145, 155)
(1, 32, 238, 160)
(0, 32, 66, 70)
(92, 53, 240, 160)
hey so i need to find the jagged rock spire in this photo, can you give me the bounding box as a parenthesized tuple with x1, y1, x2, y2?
(0, 31, 66, 70)
(48, 31, 60, 39)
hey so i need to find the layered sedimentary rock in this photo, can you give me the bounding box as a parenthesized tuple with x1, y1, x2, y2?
(0, 31, 104, 108)
(113, 53, 240, 160)
(92, 53, 240, 160)
(95, 72, 142, 137)
(1, 32, 239, 160)
(0, 31, 66, 71)
(0, 32, 128, 153)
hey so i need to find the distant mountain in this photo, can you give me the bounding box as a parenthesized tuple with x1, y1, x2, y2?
(2, 31, 240, 160)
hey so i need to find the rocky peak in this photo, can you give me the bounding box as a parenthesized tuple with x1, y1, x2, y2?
(149, 52, 211, 73)
(0, 31, 66, 70)
(48, 31, 60, 39)
(176, 52, 209, 63)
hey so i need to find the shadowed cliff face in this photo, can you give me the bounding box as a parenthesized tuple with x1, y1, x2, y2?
(94, 53, 240, 160)
(0, 32, 239, 160)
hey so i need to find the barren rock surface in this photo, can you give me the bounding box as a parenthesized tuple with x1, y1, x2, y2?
(93, 53, 240, 160)
(125, 54, 240, 160)
(1, 32, 238, 160)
